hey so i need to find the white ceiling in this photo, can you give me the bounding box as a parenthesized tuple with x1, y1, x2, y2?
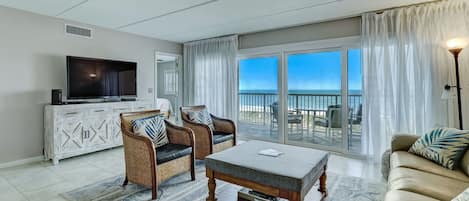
(0, 0, 435, 42)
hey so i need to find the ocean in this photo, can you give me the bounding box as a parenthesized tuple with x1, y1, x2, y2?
(239, 89, 362, 112)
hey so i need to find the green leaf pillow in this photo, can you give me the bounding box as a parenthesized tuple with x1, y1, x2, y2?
(409, 127, 469, 169)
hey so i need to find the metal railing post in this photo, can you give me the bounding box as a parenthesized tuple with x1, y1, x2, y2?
(263, 94, 266, 125)
(295, 95, 299, 113)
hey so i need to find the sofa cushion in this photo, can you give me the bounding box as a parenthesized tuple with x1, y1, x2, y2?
(389, 167, 469, 201)
(385, 190, 439, 201)
(391, 151, 469, 182)
(213, 131, 234, 144)
(156, 143, 192, 164)
(462, 150, 469, 176)
(186, 108, 215, 131)
(131, 114, 169, 148)
(409, 127, 469, 169)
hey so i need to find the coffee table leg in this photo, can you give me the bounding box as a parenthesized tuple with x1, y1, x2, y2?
(206, 169, 217, 201)
(318, 165, 328, 198)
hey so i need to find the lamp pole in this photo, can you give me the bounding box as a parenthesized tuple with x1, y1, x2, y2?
(449, 48, 464, 129)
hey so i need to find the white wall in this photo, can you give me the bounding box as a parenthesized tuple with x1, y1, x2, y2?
(0, 6, 182, 164)
(239, 17, 361, 49)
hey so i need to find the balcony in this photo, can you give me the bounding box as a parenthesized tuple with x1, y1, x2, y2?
(238, 92, 363, 154)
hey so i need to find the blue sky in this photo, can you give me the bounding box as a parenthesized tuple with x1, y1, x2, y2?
(239, 49, 362, 91)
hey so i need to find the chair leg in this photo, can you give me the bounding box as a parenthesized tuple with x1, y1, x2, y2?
(122, 176, 128, 187)
(191, 164, 196, 181)
(312, 124, 316, 142)
(152, 185, 157, 200)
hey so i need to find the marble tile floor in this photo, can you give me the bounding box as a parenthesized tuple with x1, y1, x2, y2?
(0, 147, 384, 201)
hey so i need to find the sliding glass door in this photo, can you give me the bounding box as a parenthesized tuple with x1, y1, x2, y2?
(238, 55, 280, 142)
(347, 49, 363, 154)
(237, 45, 363, 155)
(286, 50, 345, 151)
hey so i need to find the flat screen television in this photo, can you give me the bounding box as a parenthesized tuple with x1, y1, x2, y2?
(67, 56, 137, 99)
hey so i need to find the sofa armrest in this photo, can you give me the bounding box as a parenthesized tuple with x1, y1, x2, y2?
(391, 134, 420, 153)
(211, 114, 236, 134)
(122, 129, 156, 187)
(165, 120, 195, 147)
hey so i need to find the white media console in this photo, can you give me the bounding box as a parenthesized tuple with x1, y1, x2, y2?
(44, 101, 154, 165)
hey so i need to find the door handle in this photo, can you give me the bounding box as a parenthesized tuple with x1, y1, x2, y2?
(83, 130, 90, 139)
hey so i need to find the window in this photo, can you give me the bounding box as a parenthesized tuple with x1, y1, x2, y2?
(238, 56, 279, 142)
(237, 38, 362, 155)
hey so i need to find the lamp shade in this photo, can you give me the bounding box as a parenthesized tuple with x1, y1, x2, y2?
(446, 38, 468, 50)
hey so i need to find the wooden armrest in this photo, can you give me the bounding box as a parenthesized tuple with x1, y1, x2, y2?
(165, 120, 195, 147)
(211, 114, 236, 134)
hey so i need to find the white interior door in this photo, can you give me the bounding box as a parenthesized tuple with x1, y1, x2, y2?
(155, 53, 183, 121)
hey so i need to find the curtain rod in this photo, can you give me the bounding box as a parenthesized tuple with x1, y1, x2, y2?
(184, 34, 238, 45)
(372, 0, 443, 14)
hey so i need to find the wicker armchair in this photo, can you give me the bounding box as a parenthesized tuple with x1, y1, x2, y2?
(120, 110, 195, 200)
(180, 105, 236, 159)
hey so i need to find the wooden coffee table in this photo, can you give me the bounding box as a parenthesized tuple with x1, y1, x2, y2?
(205, 140, 329, 201)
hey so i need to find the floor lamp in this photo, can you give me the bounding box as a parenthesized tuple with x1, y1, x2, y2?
(445, 38, 468, 129)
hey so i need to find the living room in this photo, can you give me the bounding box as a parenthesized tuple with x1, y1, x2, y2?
(0, 0, 468, 201)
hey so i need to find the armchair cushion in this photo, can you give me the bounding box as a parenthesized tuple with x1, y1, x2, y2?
(131, 115, 169, 148)
(156, 143, 192, 164)
(409, 127, 469, 169)
(186, 109, 215, 131)
(213, 131, 234, 144)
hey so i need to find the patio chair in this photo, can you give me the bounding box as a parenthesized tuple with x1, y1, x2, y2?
(348, 104, 362, 150)
(313, 105, 352, 143)
(270, 102, 303, 136)
(120, 110, 195, 200)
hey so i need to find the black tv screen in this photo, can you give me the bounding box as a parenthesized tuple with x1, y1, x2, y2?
(67, 56, 137, 99)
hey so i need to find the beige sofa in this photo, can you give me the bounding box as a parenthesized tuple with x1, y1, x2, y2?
(385, 134, 469, 201)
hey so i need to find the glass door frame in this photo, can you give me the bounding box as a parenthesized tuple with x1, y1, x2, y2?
(236, 53, 286, 144)
(236, 36, 361, 156)
(282, 47, 349, 153)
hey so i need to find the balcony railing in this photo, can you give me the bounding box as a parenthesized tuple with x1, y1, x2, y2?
(238, 92, 363, 153)
(238, 92, 362, 126)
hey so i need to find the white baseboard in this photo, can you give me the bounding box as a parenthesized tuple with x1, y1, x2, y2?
(0, 156, 44, 169)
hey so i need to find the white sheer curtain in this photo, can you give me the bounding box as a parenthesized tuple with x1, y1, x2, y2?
(362, 0, 469, 162)
(183, 36, 238, 119)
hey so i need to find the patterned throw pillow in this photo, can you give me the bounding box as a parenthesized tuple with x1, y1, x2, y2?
(453, 187, 469, 201)
(409, 127, 469, 169)
(186, 109, 215, 131)
(131, 115, 169, 148)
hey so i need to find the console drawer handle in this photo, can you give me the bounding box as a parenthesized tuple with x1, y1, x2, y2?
(65, 112, 78, 115)
(94, 110, 105, 112)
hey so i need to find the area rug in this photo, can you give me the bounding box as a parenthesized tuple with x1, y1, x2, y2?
(62, 162, 387, 201)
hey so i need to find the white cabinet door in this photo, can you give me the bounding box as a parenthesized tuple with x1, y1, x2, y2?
(111, 116, 123, 145)
(58, 117, 85, 154)
(85, 116, 110, 147)
(111, 106, 132, 146)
